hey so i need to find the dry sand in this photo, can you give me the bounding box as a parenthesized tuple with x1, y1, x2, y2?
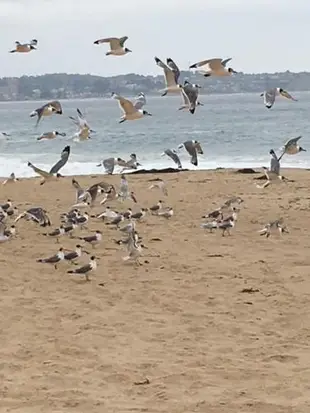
(1, 168, 310, 413)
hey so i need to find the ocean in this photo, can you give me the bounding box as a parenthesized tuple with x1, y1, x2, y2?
(0, 92, 309, 178)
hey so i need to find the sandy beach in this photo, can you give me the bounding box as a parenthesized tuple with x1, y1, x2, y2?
(1, 168, 310, 413)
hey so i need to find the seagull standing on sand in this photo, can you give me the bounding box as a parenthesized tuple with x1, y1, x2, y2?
(178, 140, 204, 166)
(79, 230, 102, 248)
(179, 80, 201, 114)
(154, 57, 182, 96)
(278, 136, 306, 161)
(260, 88, 298, 109)
(9, 39, 37, 53)
(148, 179, 168, 196)
(93, 36, 132, 56)
(258, 219, 289, 238)
(158, 207, 174, 219)
(37, 131, 66, 141)
(161, 148, 182, 169)
(30, 100, 63, 127)
(112, 93, 152, 123)
(37, 247, 65, 269)
(189, 57, 237, 77)
(67, 256, 97, 281)
(27, 145, 70, 185)
(64, 244, 87, 263)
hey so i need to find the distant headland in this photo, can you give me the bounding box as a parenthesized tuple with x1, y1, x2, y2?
(0, 70, 309, 101)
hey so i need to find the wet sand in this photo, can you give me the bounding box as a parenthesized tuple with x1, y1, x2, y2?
(1, 168, 310, 413)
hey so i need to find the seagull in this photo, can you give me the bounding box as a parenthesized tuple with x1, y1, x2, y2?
(69, 108, 94, 141)
(258, 219, 289, 238)
(2, 172, 18, 185)
(63, 222, 78, 237)
(43, 225, 65, 243)
(27, 145, 70, 185)
(37, 247, 65, 269)
(120, 153, 142, 172)
(79, 230, 102, 248)
(95, 206, 119, 220)
(154, 57, 182, 96)
(30, 100, 62, 127)
(0, 223, 11, 243)
(189, 57, 237, 77)
(255, 167, 284, 189)
(269, 149, 280, 175)
(64, 244, 87, 263)
(122, 208, 132, 219)
(278, 136, 306, 161)
(37, 131, 66, 141)
(148, 179, 168, 196)
(15, 207, 51, 227)
(112, 93, 152, 123)
(67, 256, 97, 281)
(149, 200, 163, 215)
(119, 220, 136, 233)
(72, 212, 89, 229)
(106, 213, 124, 228)
(93, 36, 131, 55)
(157, 207, 174, 219)
(178, 140, 203, 166)
(119, 175, 137, 202)
(131, 208, 148, 221)
(9, 39, 37, 53)
(179, 80, 201, 114)
(122, 237, 143, 266)
(260, 88, 298, 109)
(97, 157, 128, 174)
(100, 185, 119, 205)
(161, 148, 182, 169)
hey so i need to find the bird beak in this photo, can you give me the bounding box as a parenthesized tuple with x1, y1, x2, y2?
(147, 112, 152, 116)
(96, 163, 102, 167)
(127, 49, 132, 53)
(232, 69, 238, 74)
(301, 147, 307, 152)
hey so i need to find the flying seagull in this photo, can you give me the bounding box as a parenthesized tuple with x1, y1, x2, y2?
(97, 157, 128, 174)
(179, 80, 201, 114)
(69, 108, 95, 141)
(15, 207, 51, 227)
(260, 88, 298, 109)
(37, 131, 66, 141)
(93, 36, 132, 56)
(27, 145, 70, 184)
(278, 136, 306, 161)
(30, 100, 63, 127)
(178, 140, 203, 166)
(112, 93, 152, 123)
(189, 57, 237, 77)
(9, 39, 37, 53)
(133, 92, 147, 110)
(161, 148, 182, 169)
(154, 57, 182, 96)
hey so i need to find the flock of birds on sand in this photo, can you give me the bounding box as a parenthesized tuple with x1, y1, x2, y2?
(0, 36, 307, 280)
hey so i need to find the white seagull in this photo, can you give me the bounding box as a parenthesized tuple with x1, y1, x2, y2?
(112, 93, 152, 123)
(69, 108, 95, 141)
(161, 148, 182, 169)
(189, 57, 237, 77)
(154, 57, 182, 96)
(93, 36, 132, 56)
(37, 131, 66, 141)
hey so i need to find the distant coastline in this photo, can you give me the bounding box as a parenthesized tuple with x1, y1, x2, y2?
(0, 70, 309, 102)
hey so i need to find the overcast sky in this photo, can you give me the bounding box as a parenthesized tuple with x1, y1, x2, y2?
(1, 0, 310, 78)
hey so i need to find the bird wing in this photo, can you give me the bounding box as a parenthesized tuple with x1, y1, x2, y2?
(263, 89, 276, 108)
(195, 142, 204, 155)
(43, 253, 59, 263)
(103, 158, 115, 174)
(74, 263, 91, 274)
(166, 58, 180, 84)
(119, 36, 128, 47)
(34, 106, 45, 126)
(112, 93, 136, 114)
(280, 90, 297, 101)
(221, 58, 232, 67)
(154, 57, 177, 87)
(86, 184, 99, 204)
(270, 157, 280, 175)
(49, 145, 70, 174)
(95, 37, 121, 49)
(189, 58, 222, 69)
(165, 149, 182, 168)
(183, 141, 198, 166)
(284, 136, 302, 148)
(76, 108, 89, 129)
(28, 162, 51, 178)
(134, 94, 146, 110)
